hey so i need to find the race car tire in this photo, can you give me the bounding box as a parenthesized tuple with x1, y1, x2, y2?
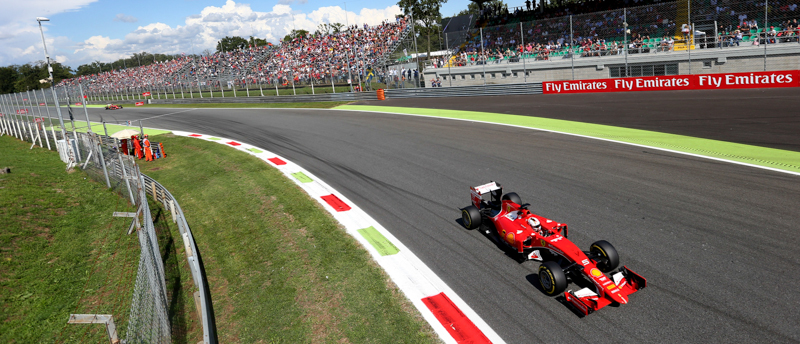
(461, 205, 481, 230)
(539, 261, 567, 296)
(501, 192, 522, 205)
(590, 240, 620, 272)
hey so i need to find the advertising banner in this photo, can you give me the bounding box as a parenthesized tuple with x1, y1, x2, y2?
(142, 92, 151, 96)
(135, 102, 144, 106)
(75, 102, 83, 106)
(16, 109, 29, 114)
(542, 70, 800, 94)
(39, 103, 46, 106)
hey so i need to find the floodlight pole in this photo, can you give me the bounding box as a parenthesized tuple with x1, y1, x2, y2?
(37, 17, 68, 141)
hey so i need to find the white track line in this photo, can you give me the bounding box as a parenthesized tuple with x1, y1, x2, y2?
(171, 130, 505, 344)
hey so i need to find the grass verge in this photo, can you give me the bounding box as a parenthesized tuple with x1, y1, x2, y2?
(139, 134, 439, 343)
(0, 135, 199, 343)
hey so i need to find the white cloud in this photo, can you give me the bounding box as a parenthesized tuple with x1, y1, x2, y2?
(114, 14, 138, 23)
(0, 0, 402, 69)
(0, 0, 98, 67)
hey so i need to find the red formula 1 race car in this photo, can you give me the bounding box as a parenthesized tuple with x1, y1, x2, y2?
(105, 104, 123, 110)
(460, 182, 646, 316)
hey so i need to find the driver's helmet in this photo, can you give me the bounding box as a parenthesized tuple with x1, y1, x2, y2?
(527, 217, 541, 231)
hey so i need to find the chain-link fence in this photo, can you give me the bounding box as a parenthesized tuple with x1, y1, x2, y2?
(0, 101, 216, 343)
(432, 0, 800, 84)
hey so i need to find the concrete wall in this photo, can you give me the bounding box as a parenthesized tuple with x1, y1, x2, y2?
(425, 44, 800, 86)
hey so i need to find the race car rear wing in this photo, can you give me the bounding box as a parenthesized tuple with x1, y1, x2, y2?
(470, 182, 502, 209)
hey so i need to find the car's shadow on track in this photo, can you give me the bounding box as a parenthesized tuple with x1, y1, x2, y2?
(455, 217, 527, 264)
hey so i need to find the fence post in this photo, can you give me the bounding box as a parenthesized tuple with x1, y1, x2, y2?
(31, 90, 50, 150)
(764, 0, 768, 71)
(95, 134, 111, 188)
(119, 154, 136, 204)
(570, 15, 574, 80)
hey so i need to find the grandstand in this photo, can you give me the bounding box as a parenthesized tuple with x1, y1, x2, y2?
(56, 17, 412, 97)
(426, 0, 799, 86)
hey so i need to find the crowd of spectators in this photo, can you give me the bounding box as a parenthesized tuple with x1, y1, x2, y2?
(446, 0, 799, 67)
(56, 17, 410, 94)
(57, 57, 190, 95)
(231, 17, 409, 88)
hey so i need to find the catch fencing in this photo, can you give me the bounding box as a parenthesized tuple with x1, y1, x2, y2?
(435, 0, 800, 84)
(0, 97, 216, 343)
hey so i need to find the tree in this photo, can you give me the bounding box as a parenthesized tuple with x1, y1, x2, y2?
(316, 23, 345, 36)
(216, 36, 249, 52)
(398, 0, 448, 61)
(248, 36, 267, 47)
(6, 61, 73, 92)
(283, 29, 309, 42)
(0, 66, 19, 94)
(455, 0, 505, 16)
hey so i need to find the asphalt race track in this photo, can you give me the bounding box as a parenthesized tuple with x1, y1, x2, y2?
(357, 87, 800, 152)
(62, 95, 800, 343)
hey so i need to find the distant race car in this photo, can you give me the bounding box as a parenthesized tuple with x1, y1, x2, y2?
(461, 182, 646, 316)
(105, 104, 123, 110)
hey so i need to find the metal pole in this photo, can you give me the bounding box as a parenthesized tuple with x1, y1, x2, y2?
(41, 89, 58, 141)
(480, 27, 486, 85)
(79, 84, 92, 133)
(96, 134, 112, 188)
(2, 95, 18, 138)
(9, 94, 21, 139)
(220, 80, 225, 97)
(446, 32, 453, 86)
(0, 96, 11, 138)
(570, 16, 574, 80)
(688, 0, 692, 74)
(50, 86, 69, 143)
(27, 92, 44, 148)
(411, 12, 420, 83)
(764, 0, 768, 71)
(119, 154, 136, 204)
(180, 83, 185, 99)
(521, 22, 528, 82)
(32, 90, 51, 150)
(14, 93, 33, 143)
(624, 8, 629, 77)
(345, 2, 354, 92)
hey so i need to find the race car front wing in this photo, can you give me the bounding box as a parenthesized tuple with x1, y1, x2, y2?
(564, 266, 647, 316)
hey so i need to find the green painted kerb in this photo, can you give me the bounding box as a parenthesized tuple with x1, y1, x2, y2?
(291, 172, 313, 183)
(46, 122, 169, 136)
(336, 105, 800, 174)
(208, 137, 222, 141)
(357, 227, 400, 256)
(247, 148, 263, 153)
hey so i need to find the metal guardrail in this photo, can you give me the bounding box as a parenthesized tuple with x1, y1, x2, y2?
(142, 175, 218, 344)
(149, 82, 545, 104)
(150, 91, 378, 104)
(384, 82, 543, 98)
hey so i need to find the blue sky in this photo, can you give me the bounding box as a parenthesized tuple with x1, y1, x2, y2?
(0, 0, 482, 69)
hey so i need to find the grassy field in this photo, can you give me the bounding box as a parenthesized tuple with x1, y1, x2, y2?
(0, 135, 200, 343)
(63, 101, 352, 109)
(139, 134, 439, 343)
